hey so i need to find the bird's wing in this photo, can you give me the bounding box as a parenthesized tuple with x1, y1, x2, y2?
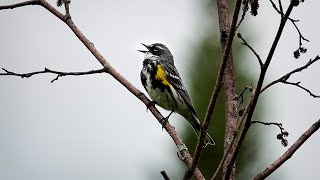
(162, 62, 198, 116)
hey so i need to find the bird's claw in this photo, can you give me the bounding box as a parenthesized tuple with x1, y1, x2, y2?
(146, 101, 156, 112)
(161, 116, 169, 130)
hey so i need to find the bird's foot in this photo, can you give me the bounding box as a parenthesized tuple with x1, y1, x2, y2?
(146, 101, 156, 112)
(161, 111, 174, 130)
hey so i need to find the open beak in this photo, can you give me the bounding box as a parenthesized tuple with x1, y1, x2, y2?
(137, 43, 150, 53)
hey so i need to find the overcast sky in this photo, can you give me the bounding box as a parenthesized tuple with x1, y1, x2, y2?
(0, 1, 319, 180)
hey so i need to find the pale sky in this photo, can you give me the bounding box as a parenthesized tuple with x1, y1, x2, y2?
(0, 0, 319, 180)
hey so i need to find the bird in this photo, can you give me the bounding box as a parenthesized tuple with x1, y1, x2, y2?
(138, 43, 215, 147)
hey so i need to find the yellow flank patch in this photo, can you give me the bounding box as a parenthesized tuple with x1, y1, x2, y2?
(155, 64, 171, 86)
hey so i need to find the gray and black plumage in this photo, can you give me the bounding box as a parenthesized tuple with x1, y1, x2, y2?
(139, 43, 215, 146)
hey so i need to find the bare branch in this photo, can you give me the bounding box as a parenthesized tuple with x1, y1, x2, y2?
(251, 121, 283, 129)
(0, 67, 106, 83)
(62, 0, 71, 19)
(251, 121, 289, 147)
(253, 118, 320, 180)
(237, 33, 263, 68)
(0, 0, 41, 10)
(292, 18, 309, 46)
(211, 93, 254, 180)
(160, 171, 170, 180)
(270, 0, 298, 22)
(270, 0, 309, 59)
(283, 81, 320, 98)
(0, 1, 204, 178)
(238, 85, 253, 106)
(235, 0, 249, 30)
(277, 0, 284, 17)
(261, 55, 320, 94)
(224, 1, 298, 179)
(183, 0, 243, 179)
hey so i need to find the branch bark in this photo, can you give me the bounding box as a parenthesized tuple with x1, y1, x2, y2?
(224, 2, 298, 179)
(260, 55, 320, 97)
(253, 118, 320, 180)
(0, 1, 204, 179)
(216, 0, 239, 179)
(183, 0, 242, 179)
(0, 67, 106, 83)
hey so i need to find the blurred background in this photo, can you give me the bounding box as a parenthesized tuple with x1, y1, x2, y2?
(0, 0, 319, 179)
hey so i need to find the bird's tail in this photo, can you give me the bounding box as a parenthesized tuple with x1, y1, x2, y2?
(194, 128, 215, 147)
(189, 113, 215, 147)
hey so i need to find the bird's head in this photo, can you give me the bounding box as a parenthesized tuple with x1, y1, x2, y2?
(138, 43, 173, 58)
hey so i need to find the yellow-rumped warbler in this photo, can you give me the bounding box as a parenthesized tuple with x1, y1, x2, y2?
(139, 43, 215, 146)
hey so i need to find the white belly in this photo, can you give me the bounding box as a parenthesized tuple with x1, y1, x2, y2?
(146, 85, 177, 110)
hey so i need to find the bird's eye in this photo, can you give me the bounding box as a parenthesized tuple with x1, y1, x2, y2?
(153, 47, 159, 52)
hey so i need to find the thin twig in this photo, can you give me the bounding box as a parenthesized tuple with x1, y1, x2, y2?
(224, 1, 297, 179)
(271, 0, 309, 56)
(235, 0, 249, 30)
(63, 0, 71, 19)
(237, 33, 263, 68)
(270, 0, 298, 22)
(251, 121, 283, 130)
(251, 120, 289, 147)
(277, 0, 284, 17)
(0, 0, 41, 9)
(253, 118, 320, 180)
(160, 171, 170, 180)
(0, 1, 204, 179)
(283, 81, 320, 98)
(261, 55, 320, 93)
(291, 19, 309, 50)
(238, 85, 253, 106)
(183, 0, 243, 179)
(0, 67, 106, 83)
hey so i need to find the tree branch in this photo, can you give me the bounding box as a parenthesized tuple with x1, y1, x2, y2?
(0, 0, 41, 10)
(211, 93, 255, 180)
(0, 1, 204, 179)
(160, 170, 170, 180)
(261, 55, 320, 95)
(283, 81, 320, 98)
(270, 0, 309, 59)
(0, 67, 106, 83)
(235, 0, 249, 30)
(224, 1, 298, 179)
(183, 0, 243, 179)
(251, 121, 289, 147)
(216, 0, 240, 179)
(237, 33, 263, 68)
(238, 85, 253, 106)
(253, 118, 320, 180)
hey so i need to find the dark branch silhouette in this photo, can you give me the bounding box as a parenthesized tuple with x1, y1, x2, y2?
(224, 1, 298, 179)
(160, 171, 171, 180)
(253, 118, 320, 180)
(238, 85, 253, 106)
(237, 33, 263, 68)
(270, 0, 309, 59)
(251, 121, 289, 147)
(183, 0, 243, 179)
(1, 0, 319, 180)
(235, 0, 250, 30)
(261, 55, 320, 97)
(0, 67, 106, 83)
(283, 81, 320, 98)
(0, 1, 204, 179)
